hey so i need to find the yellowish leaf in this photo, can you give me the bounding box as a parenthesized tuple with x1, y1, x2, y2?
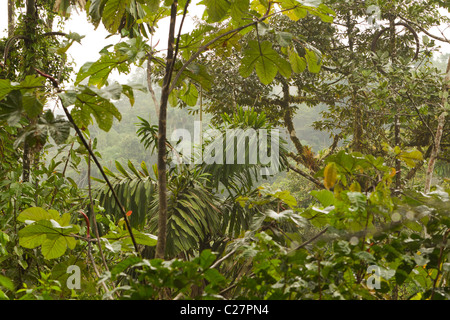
(324, 162, 338, 190)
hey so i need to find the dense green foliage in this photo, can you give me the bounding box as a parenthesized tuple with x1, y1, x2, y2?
(0, 0, 449, 301)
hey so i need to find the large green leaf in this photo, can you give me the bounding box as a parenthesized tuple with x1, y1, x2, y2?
(200, 0, 231, 22)
(102, 0, 131, 33)
(397, 150, 423, 168)
(22, 93, 44, 119)
(305, 48, 322, 73)
(0, 90, 23, 125)
(41, 234, 74, 260)
(0, 80, 13, 101)
(311, 189, 335, 207)
(230, 0, 250, 22)
(180, 82, 199, 106)
(71, 87, 122, 132)
(288, 46, 307, 73)
(75, 56, 125, 88)
(17, 207, 53, 223)
(279, 0, 307, 21)
(18, 208, 80, 260)
(239, 40, 292, 85)
(19, 220, 60, 249)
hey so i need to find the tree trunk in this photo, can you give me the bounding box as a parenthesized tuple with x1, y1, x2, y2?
(147, 57, 160, 119)
(281, 82, 319, 172)
(155, 1, 178, 260)
(21, 0, 38, 183)
(7, 0, 15, 38)
(388, 15, 402, 190)
(346, 13, 363, 153)
(424, 57, 450, 193)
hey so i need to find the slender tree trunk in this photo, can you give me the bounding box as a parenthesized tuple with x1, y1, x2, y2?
(346, 13, 363, 153)
(281, 82, 318, 172)
(155, 1, 178, 259)
(394, 114, 401, 190)
(21, 0, 38, 183)
(7, 0, 15, 38)
(147, 57, 160, 119)
(424, 57, 450, 193)
(388, 15, 402, 190)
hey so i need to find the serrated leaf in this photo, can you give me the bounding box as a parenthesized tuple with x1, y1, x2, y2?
(197, 249, 216, 269)
(239, 40, 292, 85)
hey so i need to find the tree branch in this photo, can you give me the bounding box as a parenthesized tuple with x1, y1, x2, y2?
(36, 69, 140, 254)
(169, 3, 306, 94)
(288, 163, 325, 189)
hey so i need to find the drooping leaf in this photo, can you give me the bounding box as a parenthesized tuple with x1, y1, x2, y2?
(0, 80, 13, 101)
(102, 0, 131, 33)
(0, 90, 23, 125)
(71, 87, 122, 132)
(323, 162, 338, 190)
(0, 275, 14, 292)
(75, 56, 126, 88)
(397, 150, 423, 168)
(22, 93, 44, 119)
(305, 48, 322, 73)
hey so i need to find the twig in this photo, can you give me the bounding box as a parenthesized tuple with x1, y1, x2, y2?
(87, 139, 109, 272)
(399, 15, 450, 44)
(288, 163, 325, 189)
(210, 248, 237, 269)
(289, 227, 329, 253)
(404, 91, 435, 141)
(50, 140, 75, 206)
(431, 228, 450, 300)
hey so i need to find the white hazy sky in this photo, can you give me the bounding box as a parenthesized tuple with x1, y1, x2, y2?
(0, 1, 449, 72)
(0, 0, 204, 73)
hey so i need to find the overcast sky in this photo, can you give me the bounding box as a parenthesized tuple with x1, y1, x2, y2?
(0, 0, 204, 75)
(0, 1, 449, 74)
